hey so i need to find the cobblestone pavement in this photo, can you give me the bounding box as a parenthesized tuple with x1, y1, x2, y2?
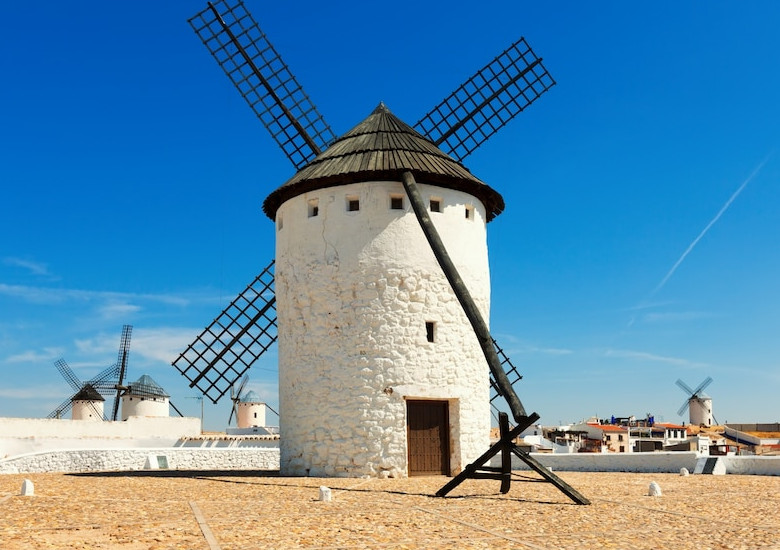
(1, 471, 779, 549)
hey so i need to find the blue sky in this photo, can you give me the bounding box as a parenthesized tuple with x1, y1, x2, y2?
(1, 1, 778, 431)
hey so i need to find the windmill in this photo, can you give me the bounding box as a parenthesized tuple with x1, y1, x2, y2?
(109, 325, 184, 419)
(227, 374, 276, 430)
(174, 0, 587, 503)
(47, 359, 117, 420)
(47, 325, 133, 421)
(228, 374, 249, 426)
(676, 377, 716, 426)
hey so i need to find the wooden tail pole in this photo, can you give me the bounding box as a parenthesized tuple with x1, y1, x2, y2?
(401, 171, 527, 422)
(401, 171, 589, 505)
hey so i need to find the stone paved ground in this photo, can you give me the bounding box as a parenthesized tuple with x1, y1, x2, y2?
(1, 471, 779, 549)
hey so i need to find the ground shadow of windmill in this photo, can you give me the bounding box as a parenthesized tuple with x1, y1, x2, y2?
(173, 0, 587, 504)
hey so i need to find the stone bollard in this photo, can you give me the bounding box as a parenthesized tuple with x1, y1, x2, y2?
(20, 479, 34, 496)
(680, 467, 689, 476)
(319, 486, 332, 502)
(648, 481, 662, 497)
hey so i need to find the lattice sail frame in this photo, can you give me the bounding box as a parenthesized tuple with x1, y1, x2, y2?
(173, 260, 277, 404)
(415, 37, 556, 162)
(489, 339, 523, 416)
(47, 360, 121, 420)
(189, 0, 336, 169)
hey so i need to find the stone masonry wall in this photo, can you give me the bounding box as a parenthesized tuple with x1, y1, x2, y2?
(0, 447, 280, 474)
(275, 181, 492, 477)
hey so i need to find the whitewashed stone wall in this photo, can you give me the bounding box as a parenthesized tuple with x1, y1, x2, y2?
(492, 452, 701, 473)
(0, 416, 201, 459)
(275, 180, 492, 477)
(0, 447, 280, 474)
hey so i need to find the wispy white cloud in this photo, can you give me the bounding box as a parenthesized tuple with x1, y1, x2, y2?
(492, 332, 573, 356)
(75, 327, 203, 365)
(604, 348, 708, 368)
(0, 283, 189, 307)
(2, 257, 56, 278)
(5, 347, 64, 364)
(642, 311, 715, 323)
(0, 385, 67, 400)
(653, 153, 773, 296)
(97, 302, 143, 319)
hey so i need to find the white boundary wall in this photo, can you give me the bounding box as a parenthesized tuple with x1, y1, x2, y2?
(0, 447, 280, 474)
(490, 452, 780, 475)
(0, 416, 201, 459)
(3, 447, 780, 476)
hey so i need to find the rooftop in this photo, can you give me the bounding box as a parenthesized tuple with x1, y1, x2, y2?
(262, 103, 504, 221)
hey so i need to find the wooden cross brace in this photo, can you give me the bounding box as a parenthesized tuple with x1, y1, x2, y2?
(436, 412, 590, 505)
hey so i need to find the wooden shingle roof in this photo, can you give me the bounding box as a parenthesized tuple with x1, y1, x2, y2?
(72, 384, 105, 402)
(262, 103, 504, 221)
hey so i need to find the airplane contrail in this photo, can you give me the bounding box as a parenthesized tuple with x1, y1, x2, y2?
(652, 153, 773, 296)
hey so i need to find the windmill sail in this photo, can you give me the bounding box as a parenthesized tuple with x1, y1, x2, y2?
(415, 37, 555, 162)
(173, 260, 277, 404)
(189, 0, 336, 169)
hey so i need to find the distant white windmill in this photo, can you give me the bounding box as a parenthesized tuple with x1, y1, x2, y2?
(676, 377, 716, 426)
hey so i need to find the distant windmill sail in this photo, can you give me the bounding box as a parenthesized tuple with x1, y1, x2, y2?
(676, 377, 716, 425)
(47, 326, 130, 420)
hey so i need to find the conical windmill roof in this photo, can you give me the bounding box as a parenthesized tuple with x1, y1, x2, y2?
(72, 383, 105, 402)
(240, 390, 263, 403)
(262, 103, 505, 221)
(128, 374, 169, 398)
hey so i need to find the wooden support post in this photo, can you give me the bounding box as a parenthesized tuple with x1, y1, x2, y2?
(436, 413, 538, 497)
(510, 447, 590, 505)
(436, 411, 590, 505)
(499, 413, 512, 494)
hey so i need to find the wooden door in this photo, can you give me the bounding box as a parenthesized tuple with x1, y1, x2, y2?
(406, 400, 450, 476)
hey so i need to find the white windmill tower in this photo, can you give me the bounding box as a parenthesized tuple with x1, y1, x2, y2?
(120, 375, 172, 420)
(70, 384, 105, 421)
(174, 1, 589, 504)
(226, 375, 275, 434)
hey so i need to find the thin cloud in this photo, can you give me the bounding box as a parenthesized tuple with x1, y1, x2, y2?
(605, 348, 707, 368)
(0, 385, 67, 401)
(642, 311, 715, 323)
(652, 153, 773, 296)
(98, 302, 143, 319)
(492, 333, 573, 356)
(0, 283, 189, 307)
(75, 327, 205, 365)
(5, 347, 64, 364)
(3, 257, 55, 278)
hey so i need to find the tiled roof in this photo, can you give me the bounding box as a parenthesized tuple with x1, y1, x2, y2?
(588, 423, 626, 432)
(128, 374, 169, 398)
(262, 103, 504, 221)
